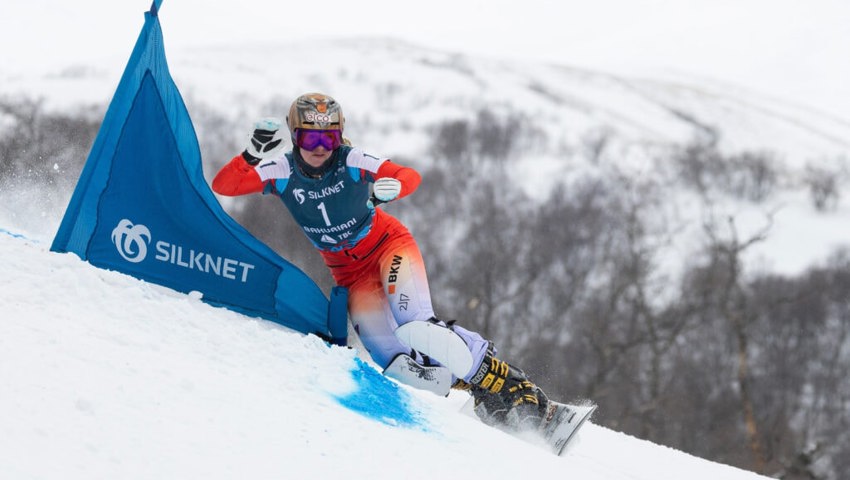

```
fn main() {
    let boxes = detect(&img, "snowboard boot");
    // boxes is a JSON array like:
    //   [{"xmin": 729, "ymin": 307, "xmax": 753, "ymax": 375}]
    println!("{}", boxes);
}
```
[{"xmin": 456, "ymin": 347, "xmax": 549, "ymax": 431}]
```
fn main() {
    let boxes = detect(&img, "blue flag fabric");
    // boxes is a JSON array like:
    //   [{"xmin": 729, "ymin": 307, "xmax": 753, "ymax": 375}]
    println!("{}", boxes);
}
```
[{"xmin": 51, "ymin": 6, "xmax": 343, "ymax": 342}]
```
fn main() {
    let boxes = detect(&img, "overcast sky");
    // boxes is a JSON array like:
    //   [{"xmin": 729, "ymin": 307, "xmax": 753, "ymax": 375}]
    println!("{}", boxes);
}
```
[{"xmin": 5, "ymin": 0, "xmax": 850, "ymax": 118}]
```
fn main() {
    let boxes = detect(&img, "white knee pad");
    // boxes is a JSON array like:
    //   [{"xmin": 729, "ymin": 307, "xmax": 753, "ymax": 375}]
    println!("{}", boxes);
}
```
[
  {"xmin": 394, "ymin": 320, "xmax": 474, "ymax": 380},
  {"xmin": 383, "ymin": 353, "xmax": 453, "ymax": 396}
]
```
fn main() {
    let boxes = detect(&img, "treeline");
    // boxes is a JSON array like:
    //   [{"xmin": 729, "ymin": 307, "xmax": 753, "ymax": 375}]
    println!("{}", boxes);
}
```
[{"xmin": 3, "ymin": 96, "xmax": 848, "ymax": 480}]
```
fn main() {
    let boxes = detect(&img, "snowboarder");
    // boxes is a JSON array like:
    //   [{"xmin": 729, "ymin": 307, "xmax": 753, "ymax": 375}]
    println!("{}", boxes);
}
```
[{"xmin": 212, "ymin": 92, "xmax": 551, "ymax": 433}]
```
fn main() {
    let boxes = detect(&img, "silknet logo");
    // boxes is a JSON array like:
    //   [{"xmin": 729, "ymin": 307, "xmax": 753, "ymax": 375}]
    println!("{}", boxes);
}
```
[
  {"xmin": 293, "ymin": 188, "xmax": 306, "ymax": 204},
  {"xmin": 111, "ymin": 219, "xmax": 151, "ymax": 263},
  {"xmin": 108, "ymin": 219, "xmax": 256, "ymax": 283}
]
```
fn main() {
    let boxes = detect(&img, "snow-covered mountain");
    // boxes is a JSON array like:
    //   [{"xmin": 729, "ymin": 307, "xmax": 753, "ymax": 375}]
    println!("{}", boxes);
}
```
[
  {"xmin": 9, "ymin": 37, "xmax": 850, "ymax": 161},
  {"xmin": 159, "ymin": 40, "xmax": 850, "ymax": 277},
  {"xmin": 4, "ymin": 38, "xmax": 849, "ymax": 275},
  {"xmin": 0, "ymin": 229, "xmax": 769, "ymax": 479}
]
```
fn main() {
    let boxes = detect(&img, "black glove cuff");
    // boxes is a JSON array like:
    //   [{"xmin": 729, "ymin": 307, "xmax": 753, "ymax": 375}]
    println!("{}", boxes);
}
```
[{"xmin": 242, "ymin": 150, "xmax": 261, "ymax": 166}]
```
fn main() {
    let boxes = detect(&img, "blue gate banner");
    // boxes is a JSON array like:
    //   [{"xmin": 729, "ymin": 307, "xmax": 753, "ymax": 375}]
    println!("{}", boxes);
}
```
[{"xmin": 51, "ymin": 3, "xmax": 341, "ymax": 341}]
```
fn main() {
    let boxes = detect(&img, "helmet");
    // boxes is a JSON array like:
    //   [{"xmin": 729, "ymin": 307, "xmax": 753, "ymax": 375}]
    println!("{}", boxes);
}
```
[{"xmin": 286, "ymin": 93, "xmax": 344, "ymax": 140}]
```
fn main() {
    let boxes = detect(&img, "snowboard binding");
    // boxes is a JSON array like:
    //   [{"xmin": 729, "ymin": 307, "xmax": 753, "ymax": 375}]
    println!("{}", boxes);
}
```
[{"xmin": 459, "ymin": 346, "xmax": 550, "ymax": 431}]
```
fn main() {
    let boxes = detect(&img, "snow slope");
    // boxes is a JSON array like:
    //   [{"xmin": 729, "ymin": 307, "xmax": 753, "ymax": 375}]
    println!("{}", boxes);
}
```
[{"xmin": 1, "ymin": 228, "xmax": 768, "ymax": 480}]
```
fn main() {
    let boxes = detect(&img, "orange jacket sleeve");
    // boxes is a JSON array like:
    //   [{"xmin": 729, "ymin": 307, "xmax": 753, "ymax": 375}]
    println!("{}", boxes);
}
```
[
  {"xmin": 374, "ymin": 160, "xmax": 421, "ymax": 199},
  {"xmin": 211, "ymin": 154, "xmax": 266, "ymax": 196}
]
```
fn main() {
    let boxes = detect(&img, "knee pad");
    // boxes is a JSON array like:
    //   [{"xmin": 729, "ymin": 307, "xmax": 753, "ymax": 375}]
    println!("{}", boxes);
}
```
[
  {"xmin": 394, "ymin": 319, "xmax": 474, "ymax": 380},
  {"xmin": 383, "ymin": 353, "xmax": 453, "ymax": 396}
]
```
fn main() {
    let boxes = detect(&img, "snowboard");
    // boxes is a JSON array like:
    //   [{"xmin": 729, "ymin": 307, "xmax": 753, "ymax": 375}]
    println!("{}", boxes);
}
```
[
  {"xmin": 462, "ymin": 397, "xmax": 596, "ymax": 456},
  {"xmin": 540, "ymin": 401, "xmax": 597, "ymax": 456}
]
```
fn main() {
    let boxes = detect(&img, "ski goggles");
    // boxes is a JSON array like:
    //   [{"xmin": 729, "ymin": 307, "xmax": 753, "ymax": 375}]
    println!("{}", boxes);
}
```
[{"xmin": 294, "ymin": 129, "xmax": 342, "ymax": 151}]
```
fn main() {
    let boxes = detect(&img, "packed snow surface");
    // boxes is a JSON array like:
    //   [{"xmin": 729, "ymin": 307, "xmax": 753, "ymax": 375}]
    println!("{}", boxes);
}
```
[{"xmin": 0, "ymin": 229, "xmax": 767, "ymax": 479}]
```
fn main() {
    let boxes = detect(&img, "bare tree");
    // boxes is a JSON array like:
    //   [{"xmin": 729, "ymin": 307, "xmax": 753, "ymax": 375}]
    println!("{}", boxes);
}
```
[{"xmin": 699, "ymin": 213, "xmax": 774, "ymax": 473}]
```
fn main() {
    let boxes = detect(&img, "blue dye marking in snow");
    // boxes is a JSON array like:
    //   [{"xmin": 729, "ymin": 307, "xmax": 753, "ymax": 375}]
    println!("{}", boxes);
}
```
[{"xmin": 334, "ymin": 357, "xmax": 424, "ymax": 429}]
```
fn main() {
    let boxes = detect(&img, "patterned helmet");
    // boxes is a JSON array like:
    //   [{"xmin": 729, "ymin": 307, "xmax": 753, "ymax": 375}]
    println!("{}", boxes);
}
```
[{"xmin": 286, "ymin": 93, "xmax": 344, "ymax": 139}]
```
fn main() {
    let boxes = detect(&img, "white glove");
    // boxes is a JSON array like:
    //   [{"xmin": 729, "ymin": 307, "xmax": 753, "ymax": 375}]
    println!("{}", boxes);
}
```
[
  {"xmin": 373, "ymin": 177, "xmax": 402, "ymax": 202},
  {"xmin": 245, "ymin": 117, "xmax": 285, "ymax": 162}
]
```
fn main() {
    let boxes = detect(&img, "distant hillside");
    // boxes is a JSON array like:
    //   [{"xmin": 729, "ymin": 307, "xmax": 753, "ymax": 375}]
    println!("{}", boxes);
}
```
[
  {"xmin": 9, "ymin": 38, "xmax": 849, "ymax": 160},
  {"xmin": 5, "ymin": 38, "xmax": 847, "ymax": 274}
]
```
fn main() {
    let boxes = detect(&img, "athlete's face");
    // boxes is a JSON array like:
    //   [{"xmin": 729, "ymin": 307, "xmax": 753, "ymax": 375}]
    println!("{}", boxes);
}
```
[{"xmin": 299, "ymin": 146, "xmax": 333, "ymax": 167}]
